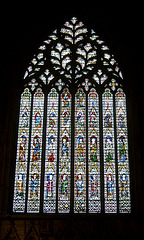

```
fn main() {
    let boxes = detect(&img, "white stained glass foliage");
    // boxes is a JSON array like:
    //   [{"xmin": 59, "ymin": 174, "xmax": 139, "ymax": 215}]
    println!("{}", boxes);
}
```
[
  {"xmin": 13, "ymin": 88, "xmax": 31, "ymax": 212},
  {"xmin": 74, "ymin": 88, "xmax": 86, "ymax": 213},
  {"xmin": 115, "ymin": 88, "xmax": 131, "ymax": 213},
  {"xmin": 44, "ymin": 89, "xmax": 58, "ymax": 213},
  {"xmin": 58, "ymin": 89, "xmax": 71, "ymax": 213},
  {"xmin": 27, "ymin": 88, "xmax": 44, "ymax": 213},
  {"xmin": 88, "ymin": 89, "xmax": 101, "ymax": 213},
  {"xmin": 102, "ymin": 88, "xmax": 117, "ymax": 213}
]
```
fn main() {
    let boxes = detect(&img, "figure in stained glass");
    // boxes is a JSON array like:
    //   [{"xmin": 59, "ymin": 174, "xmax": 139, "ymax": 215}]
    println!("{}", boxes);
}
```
[
  {"xmin": 104, "ymin": 114, "xmax": 112, "ymax": 128},
  {"xmin": 90, "ymin": 136, "xmax": 98, "ymax": 162},
  {"xmin": 16, "ymin": 173, "xmax": 24, "ymax": 198},
  {"xmin": 76, "ymin": 174, "xmax": 84, "ymax": 197},
  {"xmin": 107, "ymin": 174, "xmax": 114, "ymax": 199},
  {"xmin": 104, "ymin": 89, "xmax": 111, "ymax": 99},
  {"xmin": 119, "ymin": 136, "xmax": 126, "ymax": 162},
  {"xmin": 76, "ymin": 110, "xmax": 85, "ymax": 127},
  {"xmin": 60, "ymin": 174, "xmax": 68, "ymax": 198},
  {"xmin": 48, "ymin": 135, "xmax": 55, "ymax": 149},
  {"xmin": 19, "ymin": 135, "xmax": 27, "ymax": 162},
  {"xmin": 62, "ymin": 89, "xmax": 70, "ymax": 107},
  {"xmin": 35, "ymin": 111, "xmax": 42, "ymax": 128},
  {"xmin": 77, "ymin": 135, "xmax": 84, "ymax": 161},
  {"xmin": 48, "ymin": 135, "xmax": 55, "ymax": 162},
  {"xmin": 90, "ymin": 109, "xmax": 98, "ymax": 128},
  {"xmin": 76, "ymin": 89, "xmax": 84, "ymax": 107},
  {"xmin": 116, "ymin": 88, "xmax": 124, "ymax": 99},
  {"xmin": 32, "ymin": 135, "xmax": 40, "ymax": 161},
  {"xmin": 30, "ymin": 173, "xmax": 39, "ymax": 199},
  {"xmin": 49, "ymin": 111, "xmax": 55, "ymax": 128},
  {"xmin": 35, "ymin": 89, "xmax": 43, "ymax": 99},
  {"xmin": 62, "ymin": 109, "xmax": 70, "ymax": 125},
  {"xmin": 21, "ymin": 111, "xmax": 29, "ymax": 127},
  {"xmin": 105, "ymin": 136, "xmax": 113, "ymax": 162},
  {"xmin": 118, "ymin": 114, "xmax": 125, "ymax": 128},
  {"xmin": 90, "ymin": 175, "xmax": 98, "ymax": 198},
  {"xmin": 48, "ymin": 152, "xmax": 54, "ymax": 162},
  {"xmin": 46, "ymin": 174, "xmax": 53, "ymax": 198},
  {"xmin": 61, "ymin": 136, "xmax": 69, "ymax": 157},
  {"xmin": 120, "ymin": 174, "xmax": 128, "ymax": 198}
]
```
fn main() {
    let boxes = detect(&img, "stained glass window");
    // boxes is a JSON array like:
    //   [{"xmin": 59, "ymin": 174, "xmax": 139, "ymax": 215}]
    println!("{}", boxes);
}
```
[{"xmin": 13, "ymin": 17, "xmax": 131, "ymax": 214}]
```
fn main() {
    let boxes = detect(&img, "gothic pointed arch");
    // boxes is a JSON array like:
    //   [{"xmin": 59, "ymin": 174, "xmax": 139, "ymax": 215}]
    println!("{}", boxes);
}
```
[{"xmin": 13, "ymin": 17, "xmax": 131, "ymax": 214}]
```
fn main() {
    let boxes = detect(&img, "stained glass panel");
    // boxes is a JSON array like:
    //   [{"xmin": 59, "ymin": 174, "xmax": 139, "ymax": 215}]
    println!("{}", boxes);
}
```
[
  {"xmin": 115, "ymin": 88, "xmax": 131, "ymax": 213},
  {"xmin": 102, "ymin": 88, "xmax": 117, "ymax": 213},
  {"xmin": 88, "ymin": 89, "xmax": 101, "ymax": 213},
  {"xmin": 74, "ymin": 88, "xmax": 86, "ymax": 213},
  {"xmin": 27, "ymin": 88, "xmax": 44, "ymax": 213},
  {"xmin": 43, "ymin": 89, "xmax": 58, "ymax": 213},
  {"xmin": 58, "ymin": 88, "xmax": 71, "ymax": 213},
  {"xmin": 13, "ymin": 88, "xmax": 31, "ymax": 212}
]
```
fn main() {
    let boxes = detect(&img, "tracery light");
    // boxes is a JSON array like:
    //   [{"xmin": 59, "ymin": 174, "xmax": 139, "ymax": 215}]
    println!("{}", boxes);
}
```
[{"xmin": 13, "ymin": 17, "xmax": 131, "ymax": 214}]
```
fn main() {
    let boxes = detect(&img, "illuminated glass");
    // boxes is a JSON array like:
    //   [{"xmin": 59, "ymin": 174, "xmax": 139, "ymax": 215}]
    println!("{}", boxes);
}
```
[
  {"xmin": 74, "ymin": 88, "xmax": 86, "ymax": 213},
  {"xmin": 115, "ymin": 88, "xmax": 131, "ymax": 213},
  {"xmin": 43, "ymin": 89, "xmax": 58, "ymax": 213},
  {"xmin": 58, "ymin": 88, "xmax": 71, "ymax": 213},
  {"xmin": 13, "ymin": 88, "xmax": 31, "ymax": 212},
  {"xmin": 88, "ymin": 89, "xmax": 101, "ymax": 213},
  {"xmin": 102, "ymin": 88, "xmax": 117, "ymax": 213},
  {"xmin": 13, "ymin": 17, "xmax": 131, "ymax": 214},
  {"xmin": 27, "ymin": 88, "xmax": 44, "ymax": 213}
]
